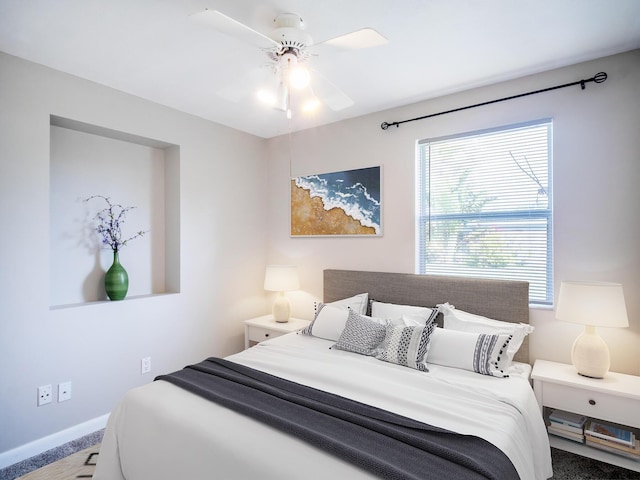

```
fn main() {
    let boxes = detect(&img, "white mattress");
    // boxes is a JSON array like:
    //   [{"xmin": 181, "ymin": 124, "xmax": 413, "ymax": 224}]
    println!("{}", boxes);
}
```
[{"xmin": 95, "ymin": 333, "xmax": 552, "ymax": 480}]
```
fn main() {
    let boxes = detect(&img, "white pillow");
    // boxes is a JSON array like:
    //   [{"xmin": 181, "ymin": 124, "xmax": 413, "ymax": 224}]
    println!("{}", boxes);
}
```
[
  {"xmin": 371, "ymin": 301, "xmax": 434, "ymax": 324},
  {"xmin": 438, "ymin": 303, "xmax": 533, "ymax": 364},
  {"xmin": 427, "ymin": 327, "xmax": 512, "ymax": 378},
  {"xmin": 301, "ymin": 304, "xmax": 349, "ymax": 341},
  {"xmin": 328, "ymin": 293, "xmax": 369, "ymax": 314},
  {"xmin": 301, "ymin": 293, "xmax": 370, "ymax": 341}
]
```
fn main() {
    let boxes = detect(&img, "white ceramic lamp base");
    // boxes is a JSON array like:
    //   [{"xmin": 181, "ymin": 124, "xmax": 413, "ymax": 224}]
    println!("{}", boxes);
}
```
[
  {"xmin": 272, "ymin": 292, "xmax": 291, "ymax": 323},
  {"xmin": 571, "ymin": 325, "xmax": 610, "ymax": 378}
]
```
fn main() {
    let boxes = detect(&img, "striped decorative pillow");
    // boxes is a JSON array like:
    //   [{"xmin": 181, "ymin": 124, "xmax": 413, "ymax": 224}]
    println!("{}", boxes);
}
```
[
  {"xmin": 375, "ymin": 310, "xmax": 437, "ymax": 371},
  {"xmin": 438, "ymin": 302, "xmax": 532, "ymax": 365},
  {"xmin": 473, "ymin": 333, "xmax": 512, "ymax": 377},
  {"xmin": 427, "ymin": 327, "xmax": 512, "ymax": 377}
]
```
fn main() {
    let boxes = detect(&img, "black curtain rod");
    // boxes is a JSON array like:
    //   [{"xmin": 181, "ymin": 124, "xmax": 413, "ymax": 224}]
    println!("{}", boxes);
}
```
[{"xmin": 380, "ymin": 72, "xmax": 607, "ymax": 130}]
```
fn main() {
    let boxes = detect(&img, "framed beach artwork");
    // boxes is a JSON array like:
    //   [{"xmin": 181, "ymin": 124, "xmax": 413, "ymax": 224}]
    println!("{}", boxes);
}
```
[{"xmin": 291, "ymin": 166, "xmax": 382, "ymax": 236}]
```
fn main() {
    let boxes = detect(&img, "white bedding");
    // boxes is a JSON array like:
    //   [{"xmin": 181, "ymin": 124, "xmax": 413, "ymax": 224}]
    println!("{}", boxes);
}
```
[{"xmin": 95, "ymin": 333, "xmax": 552, "ymax": 480}]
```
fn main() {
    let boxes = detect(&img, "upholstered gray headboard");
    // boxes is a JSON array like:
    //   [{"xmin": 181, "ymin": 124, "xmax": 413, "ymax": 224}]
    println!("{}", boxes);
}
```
[{"xmin": 323, "ymin": 269, "xmax": 530, "ymax": 364}]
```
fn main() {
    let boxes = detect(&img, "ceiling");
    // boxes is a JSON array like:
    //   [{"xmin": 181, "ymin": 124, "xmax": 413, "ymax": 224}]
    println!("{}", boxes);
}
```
[{"xmin": 1, "ymin": 0, "xmax": 639, "ymax": 139}]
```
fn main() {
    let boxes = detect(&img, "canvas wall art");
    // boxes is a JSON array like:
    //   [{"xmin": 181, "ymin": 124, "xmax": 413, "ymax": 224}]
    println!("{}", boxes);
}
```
[{"xmin": 291, "ymin": 166, "xmax": 382, "ymax": 236}]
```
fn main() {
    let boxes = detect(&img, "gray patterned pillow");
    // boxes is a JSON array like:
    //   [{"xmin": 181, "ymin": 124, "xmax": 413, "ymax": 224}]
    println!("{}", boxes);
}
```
[
  {"xmin": 376, "ymin": 310, "xmax": 438, "ymax": 371},
  {"xmin": 332, "ymin": 310, "xmax": 387, "ymax": 356}
]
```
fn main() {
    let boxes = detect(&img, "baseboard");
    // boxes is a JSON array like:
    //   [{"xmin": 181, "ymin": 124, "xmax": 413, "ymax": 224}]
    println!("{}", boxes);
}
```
[{"xmin": 0, "ymin": 413, "xmax": 109, "ymax": 469}]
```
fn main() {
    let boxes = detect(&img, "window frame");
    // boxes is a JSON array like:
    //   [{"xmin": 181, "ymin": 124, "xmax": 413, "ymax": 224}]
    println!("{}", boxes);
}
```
[{"xmin": 415, "ymin": 119, "xmax": 553, "ymax": 306}]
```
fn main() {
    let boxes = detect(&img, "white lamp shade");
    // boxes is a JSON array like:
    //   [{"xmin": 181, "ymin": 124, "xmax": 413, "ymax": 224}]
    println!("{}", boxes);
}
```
[
  {"xmin": 556, "ymin": 281, "xmax": 628, "ymax": 378},
  {"xmin": 556, "ymin": 281, "xmax": 629, "ymax": 328},
  {"xmin": 264, "ymin": 265, "xmax": 300, "ymax": 292}
]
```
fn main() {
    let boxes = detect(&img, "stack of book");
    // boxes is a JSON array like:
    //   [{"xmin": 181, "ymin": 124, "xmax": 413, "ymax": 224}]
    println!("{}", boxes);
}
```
[
  {"xmin": 548, "ymin": 410, "xmax": 586, "ymax": 443},
  {"xmin": 585, "ymin": 420, "xmax": 640, "ymax": 460}
]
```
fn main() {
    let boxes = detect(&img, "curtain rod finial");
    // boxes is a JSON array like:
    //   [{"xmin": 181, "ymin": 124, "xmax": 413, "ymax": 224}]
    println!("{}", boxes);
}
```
[
  {"xmin": 594, "ymin": 72, "xmax": 607, "ymax": 84},
  {"xmin": 381, "ymin": 121, "xmax": 399, "ymax": 130}
]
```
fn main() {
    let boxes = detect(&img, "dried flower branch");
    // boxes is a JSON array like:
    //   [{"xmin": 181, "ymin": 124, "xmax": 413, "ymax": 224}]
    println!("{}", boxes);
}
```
[{"xmin": 84, "ymin": 195, "xmax": 148, "ymax": 253}]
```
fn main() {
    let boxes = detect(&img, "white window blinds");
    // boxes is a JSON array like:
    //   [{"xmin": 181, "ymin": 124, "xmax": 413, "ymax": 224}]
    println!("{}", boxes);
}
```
[{"xmin": 416, "ymin": 119, "xmax": 553, "ymax": 305}]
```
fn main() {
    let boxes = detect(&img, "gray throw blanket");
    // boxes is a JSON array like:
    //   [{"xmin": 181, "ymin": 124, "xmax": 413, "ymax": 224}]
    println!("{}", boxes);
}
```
[{"xmin": 156, "ymin": 358, "xmax": 520, "ymax": 480}]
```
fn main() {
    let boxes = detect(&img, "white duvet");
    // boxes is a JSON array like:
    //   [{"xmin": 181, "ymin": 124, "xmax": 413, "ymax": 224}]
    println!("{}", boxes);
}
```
[{"xmin": 95, "ymin": 333, "xmax": 553, "ymax": 480}]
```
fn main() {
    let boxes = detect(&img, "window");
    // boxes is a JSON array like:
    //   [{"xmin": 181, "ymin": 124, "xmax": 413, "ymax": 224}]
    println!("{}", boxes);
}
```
[{"xmin": 416, "ymin": 119, "xmax": 553, "ymax": 305}]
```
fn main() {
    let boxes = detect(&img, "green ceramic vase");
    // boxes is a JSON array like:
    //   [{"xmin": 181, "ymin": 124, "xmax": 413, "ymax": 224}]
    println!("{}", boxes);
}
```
[{"xmin": 105, "ymin": 251, "xmax": 129, "ymax": 301}]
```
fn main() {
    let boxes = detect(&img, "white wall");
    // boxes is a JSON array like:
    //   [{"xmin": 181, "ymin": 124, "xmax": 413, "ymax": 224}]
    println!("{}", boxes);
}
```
[
  {"xmin": 0, "ymin": 52, "xmax": 270, "ymax": 459},
  {"xmin": 267, "ymin": 49, "xmax": 640, "ymax": 376}
]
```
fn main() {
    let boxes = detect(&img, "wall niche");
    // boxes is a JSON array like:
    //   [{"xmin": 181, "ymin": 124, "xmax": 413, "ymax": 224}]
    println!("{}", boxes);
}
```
[{"xmin": 49, "ymin": 115, "xmax": 180, "ymax": 308}]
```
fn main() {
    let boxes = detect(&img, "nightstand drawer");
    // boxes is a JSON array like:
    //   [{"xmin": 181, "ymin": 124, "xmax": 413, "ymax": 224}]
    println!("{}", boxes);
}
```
[
  {"xmin": 243, "ymin": 316, "xmax": 310, "ymax": 349},
  {"xmin": 543, "ymin": 382, "xmax": 640, "ymax": 428},
  {"xmin": 248, "ymin": 326, "xmax": 284, "ymax": 343}
]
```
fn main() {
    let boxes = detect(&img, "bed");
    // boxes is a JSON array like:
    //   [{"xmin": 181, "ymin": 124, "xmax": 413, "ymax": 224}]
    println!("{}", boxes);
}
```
[{"xmin": 94, "ymin": 269, "xmax": 553, "ymax": 480}]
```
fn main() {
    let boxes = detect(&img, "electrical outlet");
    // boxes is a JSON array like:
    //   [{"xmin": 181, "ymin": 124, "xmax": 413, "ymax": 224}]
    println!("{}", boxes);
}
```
[
  {"xmin": 141, "ymin": 357, "xmax": 151, "ymax": 374},
  {"xmin": 38, "ymin": 385, "xmax": 52, "ymax": 406},
  {"xmin": 58, "ymin": 381, "xmax": 72, "ymax": 402}
]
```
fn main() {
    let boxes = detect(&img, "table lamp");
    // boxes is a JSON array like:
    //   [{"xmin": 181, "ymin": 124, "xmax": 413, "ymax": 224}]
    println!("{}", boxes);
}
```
[
  {"xmin": 555, "ymin": 281, "xmax": 629, "ymax": 378},
  {"xmin": 264, "ymin": 265, "xmax": 300, "ymax": 322}
]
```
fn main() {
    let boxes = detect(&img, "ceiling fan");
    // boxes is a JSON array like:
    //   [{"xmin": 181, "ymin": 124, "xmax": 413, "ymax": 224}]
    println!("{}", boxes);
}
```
[{"xmin": 193, "ymin": 9, "xmax": 388, "ymax": 118}]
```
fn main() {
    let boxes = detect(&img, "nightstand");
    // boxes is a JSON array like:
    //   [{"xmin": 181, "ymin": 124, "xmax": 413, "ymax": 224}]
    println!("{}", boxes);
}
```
[
  {"xmin": 531, "ymin": 359, "xmax": 640, "ymax": 472},
  {"xmin": 243, "ymin": 315, "xmax": 310, "ymax": 349}
]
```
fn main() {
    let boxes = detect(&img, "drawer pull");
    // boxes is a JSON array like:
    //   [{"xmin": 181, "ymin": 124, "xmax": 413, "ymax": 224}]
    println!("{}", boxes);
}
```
[{"xmin": 589, "ymin": 399, "xmax": 596, "ymax": 406}]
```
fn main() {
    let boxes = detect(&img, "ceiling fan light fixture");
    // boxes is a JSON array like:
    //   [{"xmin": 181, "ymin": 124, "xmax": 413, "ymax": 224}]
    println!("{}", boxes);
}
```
[
  {"xmin": 280, "ymin": 52, "xmax": 310, "ymax": 90},
  {"xmin": 302, "ymin": 97, "xmax": 321, "ymax": 112},
  {"xmin": 288, "ymin": 65, "xmax": 310, "ymax": 90},
  {"xmin": 273, "ymin": 80, "xmax": 289, "ymax": 112}
]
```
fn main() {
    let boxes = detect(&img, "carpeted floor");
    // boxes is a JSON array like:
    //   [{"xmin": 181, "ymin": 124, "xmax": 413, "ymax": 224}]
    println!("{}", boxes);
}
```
[
  {"xmin": 551, "ymin": 448, "xmax": 640, "ymax": 479},
  {"xmin": 1, "ymin": 432, "xmax": 639, "ymax": 480}
]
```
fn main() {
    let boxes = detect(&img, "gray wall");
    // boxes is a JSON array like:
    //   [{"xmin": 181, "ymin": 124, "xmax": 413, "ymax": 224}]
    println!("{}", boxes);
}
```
[
  {"xmin": 2, "ymin": 47, "xmax": 639, "ymax": 464},
  {"xmin": 0, "ymin": 52, "xmax": 270, "ymax": 459}
]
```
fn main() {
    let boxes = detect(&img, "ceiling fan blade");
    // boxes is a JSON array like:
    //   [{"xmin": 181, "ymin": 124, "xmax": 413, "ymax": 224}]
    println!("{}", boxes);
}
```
[
  {"xmin": 313, "ymin": 28, "xmax": 388, "ymax": 52},
  {"xmin": 191, "ymin": 9, "xmax": 279, "ymax": 49},
  {"xmin": 310, "ymin": 70, "xmax": 354, "ymax": 111}
]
